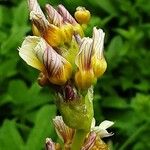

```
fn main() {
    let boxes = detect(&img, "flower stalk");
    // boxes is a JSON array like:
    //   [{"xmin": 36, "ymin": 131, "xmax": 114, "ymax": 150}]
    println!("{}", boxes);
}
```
[{"xmin": 71, "ymin": 130, "xmax": 88, "ymax": 150}]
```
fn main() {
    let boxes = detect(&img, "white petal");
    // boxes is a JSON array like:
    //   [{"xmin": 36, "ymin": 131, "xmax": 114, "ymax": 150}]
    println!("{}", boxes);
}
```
[
  {"xmin": 75, "ymin": 37, "xmax": 93, "ymax": 70},
  {"xmin": 19, "ymin": 36, "xmax": 45, "ymax": 71},
  {"xmin": 91, "ymin": 118, "xmax": 96, "ymax": 129},
  {"xmin": 92, "ymin": 27, "xmax": 105, "ymax": 59},
  {"xmin": 30, "ymin": 11, "xmax": 49, "ymax": 32},
  {"xmin": 96, "ymin": 129, "xmax": 114, "ymax": 138},
  {"xmin": 57, "ymin": 4, "xmax": 77, "ymax": 24},
  {"xmin": 99, "ymin": 120, "xmax": 114, "ymax": 130},
  {"xmin": 28, "ymin": 0, "xmax": 45, "ymax": 18},
  {"xmin": 45, "ymin": 138, "xmax": 55, "ymax": 150},
  {"xmin": 45, "ymin": 4, "xmax": 63, "ymax": 26}
]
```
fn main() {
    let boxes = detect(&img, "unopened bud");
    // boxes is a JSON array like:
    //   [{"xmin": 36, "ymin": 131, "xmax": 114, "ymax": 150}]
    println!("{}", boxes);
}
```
[{"xmin": 74, "ymin": 7, "xmax": 91, "ymax": 24}]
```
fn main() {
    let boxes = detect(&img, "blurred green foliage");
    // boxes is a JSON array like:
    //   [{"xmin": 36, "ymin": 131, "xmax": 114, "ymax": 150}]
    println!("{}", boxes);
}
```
[{"xmin": 0, "ymin": 0, "xmax": 150, "ymax": 149}]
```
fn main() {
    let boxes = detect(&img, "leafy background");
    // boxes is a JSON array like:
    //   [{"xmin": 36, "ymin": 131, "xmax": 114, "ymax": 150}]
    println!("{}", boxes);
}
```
[{"xmin": 0, "ymin": 0, "xmax": 150, "ymax": 149}]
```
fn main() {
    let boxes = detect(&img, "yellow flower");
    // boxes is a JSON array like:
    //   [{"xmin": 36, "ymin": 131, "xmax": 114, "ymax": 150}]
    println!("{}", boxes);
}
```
[{"xmin": 18, "ymin": 36, "xmax": 72, "ymax": 85}]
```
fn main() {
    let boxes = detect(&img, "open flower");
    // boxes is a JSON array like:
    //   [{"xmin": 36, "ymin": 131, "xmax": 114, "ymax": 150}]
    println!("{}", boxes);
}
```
[
  {"xmin": 19, "ymin": 36, "xmax": 72, "ymax": 85},
  {"xmin": 19, "ymin": 0, "xmax": 106, "ymax": 89}
]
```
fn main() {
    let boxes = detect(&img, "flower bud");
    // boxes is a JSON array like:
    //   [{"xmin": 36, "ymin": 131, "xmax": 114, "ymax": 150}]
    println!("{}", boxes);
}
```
[
  {"xmin": 92, "ymin": 27, "xmax": 107, "ymax": 77},
  {"xmin": 74, "ymin": 7, "xmax": 91, "ymax": 24}
]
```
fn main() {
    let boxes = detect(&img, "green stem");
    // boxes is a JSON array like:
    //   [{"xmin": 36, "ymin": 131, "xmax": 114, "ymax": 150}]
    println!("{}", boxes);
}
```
[
  {"xmin": 119, "ymin": 122, "xmax": 149, "ymax": 150},
  {"xmin": 71, "ymin": 129, "xmax": 87, "ymax": 150}
]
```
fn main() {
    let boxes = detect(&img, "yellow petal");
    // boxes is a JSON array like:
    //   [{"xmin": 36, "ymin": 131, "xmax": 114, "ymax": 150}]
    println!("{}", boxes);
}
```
[
  {"xmin": 44, "ymin": 24, "xmax": 62, "ymax": 47},
  {"xmin": 91, "ymin": 55, "xmax": 107, "ymax": 77},
  {"xmin": 32, "ymin": 23, "xmax": 41, "ymax": 36},
  {"xmin": 18, "ymin": 36, "xmax": 45, "ymax": 71},
  {"xmin": 60, "ymin": 23, "xmax": 73, "ymax": 44},
  {"xmin": 75, "ymin": 70, "xmax": 95, "ymax": 89}
]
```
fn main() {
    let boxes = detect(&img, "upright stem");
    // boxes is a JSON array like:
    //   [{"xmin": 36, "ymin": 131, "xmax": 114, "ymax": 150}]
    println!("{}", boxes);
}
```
[{"xmin": 71, "ymin": 129, "xmax": 87, "ymax": 150}]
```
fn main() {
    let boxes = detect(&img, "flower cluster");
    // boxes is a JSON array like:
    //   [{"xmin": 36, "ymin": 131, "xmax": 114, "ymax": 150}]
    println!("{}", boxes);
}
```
[
  {"xmin": 45, "ymin": 116, "xmax": 114, "ymax": 150},
  {"xmin": 18, "ymin": 0, "xmax": 113, "ymax": 149},
  {"xmin": 19, "ymin": 0, "xmax": 107, "ymax": 90}
]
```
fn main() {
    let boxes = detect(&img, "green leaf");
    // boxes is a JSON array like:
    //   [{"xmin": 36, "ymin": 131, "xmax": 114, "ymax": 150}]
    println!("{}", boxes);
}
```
[
  {"xmin": 8, "ymin": 80, "xmax": 28, "ymax": 105},
  {"xmin": 0, "ymin": 120, "xmax": 24, "ymax": 150},
  {"xmin": 25, "ymin": 105, "xmax": 56, "ymax": 150}
]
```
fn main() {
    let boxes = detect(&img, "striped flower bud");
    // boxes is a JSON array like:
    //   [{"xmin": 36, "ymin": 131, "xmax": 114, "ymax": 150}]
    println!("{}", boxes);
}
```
[
  {"xmin": 91, "ymin": 27, "xmax": 107, "ymax": 78},
  {"xmin": 75, "ymin": 38, "xmax": 95, "ymax": 89}
]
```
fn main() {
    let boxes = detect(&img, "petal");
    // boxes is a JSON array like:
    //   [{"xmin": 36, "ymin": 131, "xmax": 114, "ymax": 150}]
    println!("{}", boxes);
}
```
[
  {"xmin": 53, "ymin": 116, "xmax": 75, "ymax": 143},
  {"xmin": 45, "ymin": 4, "xmax": 63, "ymax": 26},
  {"xmin": 91, "ymin": 118, "xmax": 96, "ymax": 129},
  {"xmin": 82, "ymin": 132, "xmax": 96, "ymax": 150},
  {"xmin": 92, "ymin": 27, "xmax": 105, "ymax": 59},
  {"xmin": 45, "ymin": 138, "xmax": 56, "ymax": 150},
  {"xmin": 28, "ymin": 0, "xmax": 45, "ymax": 19},
  {"xmin": 30, "ymin": 11, "xmax": 49, "ymax": 32},
  {"xmin": 57, "ymin": 4, "xmax": 77, "ymax": 24},
  {"xmin": 99, "ymin": 120, "xmax": 114, "ymax": 130},
  {"xmin": 93, "ymin": 127, "xmax": 114, "ymax": 138},
  {"xmin": 75, "ymin": 37, "xmax": 93, "ymax": 70},
  {"xmin": 43, "ymin": 24, "xmax": 62, "ymax": 47},
  {"xmin": 18, "ymin": 36, "xmax": 45, "ymax": 71}
]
